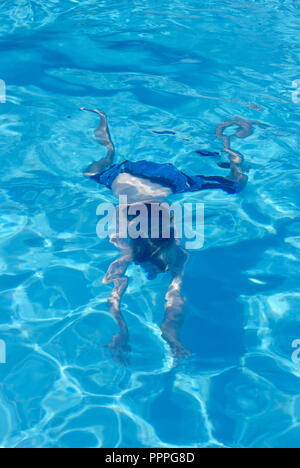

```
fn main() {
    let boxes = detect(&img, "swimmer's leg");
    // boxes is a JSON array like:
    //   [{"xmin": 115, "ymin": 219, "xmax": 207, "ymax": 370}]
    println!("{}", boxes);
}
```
[
  {"xmin": 197, "ymin": 174, "xmax": 245, "ymax": 194},
  {"xmin": 161, "ymin": 247, "xmax": 190, "ymax": 359},
  {"xmin": 80, "ymin": 108, "xmax": 115, "ymax": 177},
  {"xmin": 214, "ymin": 116, "xmax": 266, "ymax": 189},
  {"xmin": 216, "ymin": 116, "xmax": 267, "ymax": 148},
  {"xmin": 234, "ymin": 116, "xmax": 269, "ymax": 138},
  {"xmin": 103, "ymin": 237, "xmax": 133, "ymax": 363},
  {"xmin": 215, "ymin": 118, "xmax": 239, "ymax": 150},
  {"xmin": 223, "ymin": 147, "xmax": 248, "ymax": 187},
  {"xmin": 191, "ymin": 117, "xmax": 258, "ymax": 193},
  {"xmin": 216, "ymin": 116, "xmax": 254, "ymax": 140}
]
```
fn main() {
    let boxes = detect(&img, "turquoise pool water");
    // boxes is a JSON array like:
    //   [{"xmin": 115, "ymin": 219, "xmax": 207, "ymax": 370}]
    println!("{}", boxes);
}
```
[{"xmin": 0, "ymin": 0, "xmax": 300, "ymax": 448}]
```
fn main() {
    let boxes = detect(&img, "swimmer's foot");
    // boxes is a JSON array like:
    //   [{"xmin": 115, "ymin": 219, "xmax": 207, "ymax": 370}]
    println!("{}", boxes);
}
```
[
  {"xmin": 108, "ymin": 332, "xmax": 131, "ymax": 366},
  {"xmin": 80, "ymin": 107, "xmax": 106, "ymax": 118}
]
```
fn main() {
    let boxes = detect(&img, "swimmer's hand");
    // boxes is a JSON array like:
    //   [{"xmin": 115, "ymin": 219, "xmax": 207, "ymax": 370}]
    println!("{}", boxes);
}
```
[
  {"xmin": 161, "ymin": 324, "xmax": 190, "ymax": 360},
  {"xmin": 171, "ymin": 343, "xmax": 191, "ymax": 361},
  {"xmin": 108, "ymin": 332, "xmax": 131, "ymax": 366}
]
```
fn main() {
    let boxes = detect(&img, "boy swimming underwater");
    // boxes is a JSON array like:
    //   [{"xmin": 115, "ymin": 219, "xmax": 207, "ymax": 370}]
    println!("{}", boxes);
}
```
[{"xmin": 81, "ymin": 108, "xmax": 264, "ymax": 362}]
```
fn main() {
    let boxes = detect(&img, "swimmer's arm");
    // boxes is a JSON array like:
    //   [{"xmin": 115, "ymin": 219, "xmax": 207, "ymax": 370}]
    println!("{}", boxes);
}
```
[
  {"xmin": 80, "ymin": 108, "xmax": 115, "ymax": 177},
  {"xmin": 161, "ymin": 248, "xmax": 190, "ymax": 359},
  {"xmin": 103, "ymin": 245, "xmax": 132, "ymax": 362},
  {"xmin": 103, "ymin": 254, "xmax": 130, "ymax": 335}
]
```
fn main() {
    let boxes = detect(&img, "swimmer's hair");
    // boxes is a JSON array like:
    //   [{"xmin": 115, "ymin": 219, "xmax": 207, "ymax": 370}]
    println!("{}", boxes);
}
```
[{"xmin": 131, "ymin": 236, "xmax": 175, "ymax": 273}]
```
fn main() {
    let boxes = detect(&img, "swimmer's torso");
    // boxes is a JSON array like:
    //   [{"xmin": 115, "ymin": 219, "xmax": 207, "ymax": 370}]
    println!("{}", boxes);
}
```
[
  {"xmin": 90, "ymin": 158, "xmax": 243, "ymax": 199},
  {"xmin": 112, "ymin": 173, "xmax": 172, "ymax": 203}
]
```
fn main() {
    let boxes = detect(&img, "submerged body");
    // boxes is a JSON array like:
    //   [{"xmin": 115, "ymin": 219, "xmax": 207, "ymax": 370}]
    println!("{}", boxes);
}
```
[
  {"xmin": 81, "ymin": 107, "xmax": 263, "ymax": 361},
  {"xmin": 91, "ymin": 159, "xmax": 243, "ymax": 199},
  {"xmin": 112, "ymin": 172, "xmax": 172, "ymax": 202}
]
